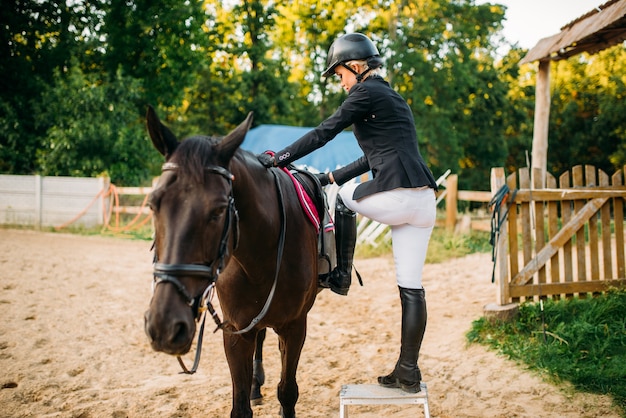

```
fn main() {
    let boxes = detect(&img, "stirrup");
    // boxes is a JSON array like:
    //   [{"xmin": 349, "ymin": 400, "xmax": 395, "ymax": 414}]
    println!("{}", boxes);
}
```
[
  {"xmin": 319, "ymin": 270, "xmax": 350, "ymax": 296},
  {"xmin": 318, "ymin": 273, "xmax": 331, "ymax": 289}
]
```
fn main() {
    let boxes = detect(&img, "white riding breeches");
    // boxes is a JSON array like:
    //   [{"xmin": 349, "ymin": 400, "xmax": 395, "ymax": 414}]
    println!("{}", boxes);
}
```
[{"xmin": 338, "ymin": 183, "xmax": 436, "ymax": 289}]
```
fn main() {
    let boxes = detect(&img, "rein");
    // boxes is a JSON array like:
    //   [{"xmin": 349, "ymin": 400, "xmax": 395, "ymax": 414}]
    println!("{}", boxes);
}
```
[
  {"xmin": 151, "ymin": 162, "xmax": 286, "ymax": 374},
  {"xmin": 225, "ymin": 169, "xmax": 286, "ymax": 335}
]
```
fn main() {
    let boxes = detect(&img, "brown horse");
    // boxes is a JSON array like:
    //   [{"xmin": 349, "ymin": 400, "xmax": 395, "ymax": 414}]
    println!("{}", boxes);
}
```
[{"xmin": 143, "ymin": 107, "xmax": 319, "ymax": 418}]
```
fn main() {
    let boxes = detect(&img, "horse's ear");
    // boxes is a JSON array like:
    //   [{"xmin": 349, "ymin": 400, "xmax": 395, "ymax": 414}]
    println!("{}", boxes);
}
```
[
  {"xmin": 146, "ymin": 105, "xmax": 179, "ymax": 158},
  {"xmin": 217, "ymin": 111, "xmax": 254, "ymax": 163}
]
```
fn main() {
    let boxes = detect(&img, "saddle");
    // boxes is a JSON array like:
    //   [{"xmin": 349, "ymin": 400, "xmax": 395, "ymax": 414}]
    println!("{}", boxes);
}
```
[{"xmin": 288, "ymin": 166, "xmax": 337, "ymax": 277}]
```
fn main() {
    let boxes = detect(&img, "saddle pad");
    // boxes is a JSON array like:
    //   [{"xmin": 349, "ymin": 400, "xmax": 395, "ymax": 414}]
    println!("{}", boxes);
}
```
[{"xmin": 281, "ymin": 167, "xmax": 321, "ymax": 232}]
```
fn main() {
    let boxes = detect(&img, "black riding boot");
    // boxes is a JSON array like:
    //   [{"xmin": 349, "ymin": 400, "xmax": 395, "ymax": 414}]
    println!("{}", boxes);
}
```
[
  {"xmin": 378, "ymin": 287, "xmax": 427, "ymax": 393},
  {"xmin": 323, "ymin": 196, "xmax": 357, "ymax": 296}
]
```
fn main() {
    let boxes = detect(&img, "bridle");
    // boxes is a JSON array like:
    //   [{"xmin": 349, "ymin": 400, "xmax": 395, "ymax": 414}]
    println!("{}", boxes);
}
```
[
  {"xmin": 151, "ymin": 161, "xmax": 286, "ymax": 374},
  {"xmin": 153, "ymin": 161, "xmax": 237, "ymax": 317},
  {"xmin": 153, "ymin": 162, "xmax": 238, "ymax": 293}
]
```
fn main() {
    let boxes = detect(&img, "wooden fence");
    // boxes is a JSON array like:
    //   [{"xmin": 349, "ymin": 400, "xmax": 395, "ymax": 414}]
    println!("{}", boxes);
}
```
[
  {"xmin": 491, "ymin": 165, "xmax": 626, "ymax": 305},
  {"xmin": 112, "ymin": 171, "xmax": 490, "ymax": 245},
  {"xmin": 0, "ymin": 170, "xmax": 482, "ymax": 233},
  {"xmin": 439, "ymin": 173, "xmax": 491, "ymax": 232}
]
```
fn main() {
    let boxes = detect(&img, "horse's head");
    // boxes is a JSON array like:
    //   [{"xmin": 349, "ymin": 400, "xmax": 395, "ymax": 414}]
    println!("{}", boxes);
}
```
[{"xmin": 143, "ymin": 106, "xmax": 253, "ymax": 355}]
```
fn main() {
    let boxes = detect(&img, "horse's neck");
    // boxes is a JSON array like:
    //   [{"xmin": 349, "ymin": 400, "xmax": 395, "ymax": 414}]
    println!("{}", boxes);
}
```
[
  {"xmin": 230, "ymin": 154, "xmax": 275, "ymax": 220},
  {"xmin": 229, "ymin": 155, "xmax": 282, "ymax": 270}
]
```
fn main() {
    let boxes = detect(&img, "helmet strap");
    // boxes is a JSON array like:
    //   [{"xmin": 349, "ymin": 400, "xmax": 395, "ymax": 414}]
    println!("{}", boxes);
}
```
[{"xmin": 340, "ymin": 62, "xmax": 371, "ymax": 83}]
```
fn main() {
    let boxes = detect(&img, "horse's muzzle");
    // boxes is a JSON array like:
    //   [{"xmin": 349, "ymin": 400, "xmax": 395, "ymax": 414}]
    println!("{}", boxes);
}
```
[{"xmin": 144, "ymin": 308, "xmax": 195, "ymax": 355}]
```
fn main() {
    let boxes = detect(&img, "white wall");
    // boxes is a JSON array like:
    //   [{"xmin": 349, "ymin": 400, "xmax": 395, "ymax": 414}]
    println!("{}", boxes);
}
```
[{"xmin": 0, "ymin": 175, "xmax": 109, "ymax": 228}]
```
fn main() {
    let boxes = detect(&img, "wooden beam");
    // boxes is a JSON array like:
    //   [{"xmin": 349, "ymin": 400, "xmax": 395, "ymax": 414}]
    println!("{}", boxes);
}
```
[
  {"xmin": 511, "ymin": 197, "xmax": 608, "ymax": 285},
  {"xmin": 445, "ymin": 174, "xmax": 458, "ymax": 232},
  {"xmin": 513, "ymin": 188, "xmax": 626, "ymax": 201},
  {"xmin": 457, "ymin": 190, "xmax": 492, "ymax": 202},
  {"xmin": 510, "ymin": 279, "xmax": 626, "ymax": 298},
  {"xmin": 115, "ymin": 186, "xmax": 155, "ymax": 195},
  {"xmin": 531, "ymin": 60, "xmax": 551, "ymax": 187},
  {"xmin": 112, "ymin": 207, "xmax": 152, "ymax": 215}
]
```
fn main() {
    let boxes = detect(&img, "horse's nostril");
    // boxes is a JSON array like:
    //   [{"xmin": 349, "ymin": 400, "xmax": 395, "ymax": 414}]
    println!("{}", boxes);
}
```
[
  {"xmin": 170, "ymin": 321, "xmax": 190, "ymax": 346},
  {"xmin": 144, "ymin": 310, "xmax": 193, "ymax": 354}
]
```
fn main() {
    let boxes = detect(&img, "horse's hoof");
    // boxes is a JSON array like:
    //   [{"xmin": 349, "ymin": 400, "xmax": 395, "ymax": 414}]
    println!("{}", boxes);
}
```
[
  {"xmin": 250, "ymin": 394, "xmax": 263, "ymax": 406},
  {"xmin": 251, "ymin": 379, "xmax": 263, "ymax": 406}
]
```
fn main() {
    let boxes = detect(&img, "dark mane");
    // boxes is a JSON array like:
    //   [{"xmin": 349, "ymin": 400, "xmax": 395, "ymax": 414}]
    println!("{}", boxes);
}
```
[{"xmin": 171, "ymin": 135, "xmax": 220, "ymax": 184}]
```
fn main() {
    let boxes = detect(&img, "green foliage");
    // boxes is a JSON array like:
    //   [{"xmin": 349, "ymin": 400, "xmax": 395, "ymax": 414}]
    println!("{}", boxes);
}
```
[
  {"xmin": 467, "ymin": 291, "xmax": 626, "ymax": 413},
  {"xmin": 547, "ymin": 49, "xmax": 626, "ymax": 176},
  {"xmin": 0, "ymin": 98, "xmax": 28, "ymax": 172},
  {"xmin": 373, "ymin": 0, "xmax": 510, "ymax": 191},
  {"xmin": 0, "ymin": 0, "xmax": 99, "ymax": 174},
  {"xmin": 183, "ymin": 0, "xmax": 302, "ymax": 135},
  {"xmin": 101, "ymin": 0, "xmax": 209, "ymax": 109},
  {"xmin": 35, "ymin": 62, "xmax": 160, "ymax": 184},
  {"xmin": 2, "ymin": 0, "xmax": 625, "ymax": 190},
  {"xmin": 498, "ymin": 47, "xmax": 536, "ymax": 173}
]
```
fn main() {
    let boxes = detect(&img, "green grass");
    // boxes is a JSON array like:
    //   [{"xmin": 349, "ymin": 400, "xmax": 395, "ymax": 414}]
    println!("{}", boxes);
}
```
[{"xmin": 467, "ymin": 290, "xmax": 626, "ymax": 415}]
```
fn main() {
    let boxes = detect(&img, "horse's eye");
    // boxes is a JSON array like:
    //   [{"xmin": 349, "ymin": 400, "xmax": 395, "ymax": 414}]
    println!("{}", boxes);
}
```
[
  {"xmin": 147, "ymin": 194, "xmax": 159, "ymax": 212},
  {"xmin": 208, "ymin": 206, "xmax": 226, "ymax": 222}
]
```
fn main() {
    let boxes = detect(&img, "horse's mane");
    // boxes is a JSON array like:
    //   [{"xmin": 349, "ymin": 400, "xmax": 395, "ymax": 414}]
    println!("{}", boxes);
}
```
[{"xmin": 172, "ymin": 135, "xmax": 220, "ymax": 184}]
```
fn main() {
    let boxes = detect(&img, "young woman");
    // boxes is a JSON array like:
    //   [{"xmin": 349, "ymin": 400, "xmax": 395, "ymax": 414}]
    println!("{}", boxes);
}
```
[{"xmin": 257, "ymin": 33, "xmax": 437, "ymax": 393}]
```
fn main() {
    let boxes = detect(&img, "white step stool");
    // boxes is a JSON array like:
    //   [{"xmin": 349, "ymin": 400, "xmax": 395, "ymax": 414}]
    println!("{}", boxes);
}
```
[{"xmin": 339, "ymin": 383, "xmax": 430, "ymax": 418}]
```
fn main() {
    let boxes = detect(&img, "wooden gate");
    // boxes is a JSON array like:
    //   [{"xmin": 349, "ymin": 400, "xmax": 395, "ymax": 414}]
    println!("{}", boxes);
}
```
[{"xmin": 490, "ymin": 165, "xmax": 626, "ymax": 305}]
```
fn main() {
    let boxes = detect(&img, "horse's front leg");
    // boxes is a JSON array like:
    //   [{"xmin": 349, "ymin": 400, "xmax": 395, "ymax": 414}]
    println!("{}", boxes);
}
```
[
  {"xmin": 223, "ymin": 331, "xmax": 257, "ymax": 418},
  {"xmin": 276, "ymin": 318, "xmax": 307, "ymax": 418},
  {"xmin": 251, "ymin": 328, "xmax": 267, "ymax": 405}
]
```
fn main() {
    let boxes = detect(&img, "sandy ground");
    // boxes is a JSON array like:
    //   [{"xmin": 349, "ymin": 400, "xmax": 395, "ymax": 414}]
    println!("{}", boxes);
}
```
[{"xmin": 0, "ymin": 228, "xmax": 622, "ymax": 418}]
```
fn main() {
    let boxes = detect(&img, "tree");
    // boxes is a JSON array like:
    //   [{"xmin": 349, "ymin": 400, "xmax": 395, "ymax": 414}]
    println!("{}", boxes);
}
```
[
  {"xmin": 183, "ymin": 0, "xmax": 312, "ymax": 136},
  {"xmin": 274, "ymin": 0, "xmax": 374, "ymax": 122},
  {"xmin": 35, "ymin": 62, "xmax": 159, "ymax": 185},
  {"xmin": 547, "ymin": 46, "xmax": 626, "ymax": 177},
  {"xmin": 101, "ymin": 0, "xmax": 209, "ymax": 109},
  {"xmin": 222, "ymin": 0, "xmax": 511, "ymax": 190},
  {"xmin": 5, "ymin": 0, "xmax": 621, "ymax": 192},
  {"xmin": 372, "ymin": 0, "xmax": 509, "ymax": 189},
  {"xmin": 498, "ymin": 47, "xmax": 536, "ymax": 174},
  {"xmin": 0, "ymin": 0, "xmax": 97, "ymax": 174}
]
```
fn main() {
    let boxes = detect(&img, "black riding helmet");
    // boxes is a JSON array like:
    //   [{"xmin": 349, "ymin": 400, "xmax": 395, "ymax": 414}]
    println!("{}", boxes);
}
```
[{"xmin": 322, "ymin": 33, "xmax": 384, "ymax": 81}]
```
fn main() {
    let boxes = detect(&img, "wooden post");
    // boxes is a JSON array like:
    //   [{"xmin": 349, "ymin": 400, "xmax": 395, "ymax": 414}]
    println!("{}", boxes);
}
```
[
  {"xmin": 490, "ymin": 167, "xmax": 510, "ymax": 305},
  {"xmin": 531, "ymin": 60, "xmax": 551, "ymax": 188},
  {"xmin": 445, "ymin": 174, "xmax": 458, "ymax": 232}
]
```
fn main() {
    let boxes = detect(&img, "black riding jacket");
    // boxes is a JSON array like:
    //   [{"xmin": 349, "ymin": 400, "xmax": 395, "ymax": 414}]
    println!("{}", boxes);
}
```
[{"xmin": 274, "ymin": 75, "xmax": 437, "ymax": 200}]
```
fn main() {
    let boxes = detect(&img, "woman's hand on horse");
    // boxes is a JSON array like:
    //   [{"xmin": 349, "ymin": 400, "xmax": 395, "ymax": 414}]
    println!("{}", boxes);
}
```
[
  {"xmin": 257, "ymin": 153, "xmax": 276, "ymax": 168},
  {"xmin": 315, "ymin": 173, "xmax": 331, "ymax": 187}
]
